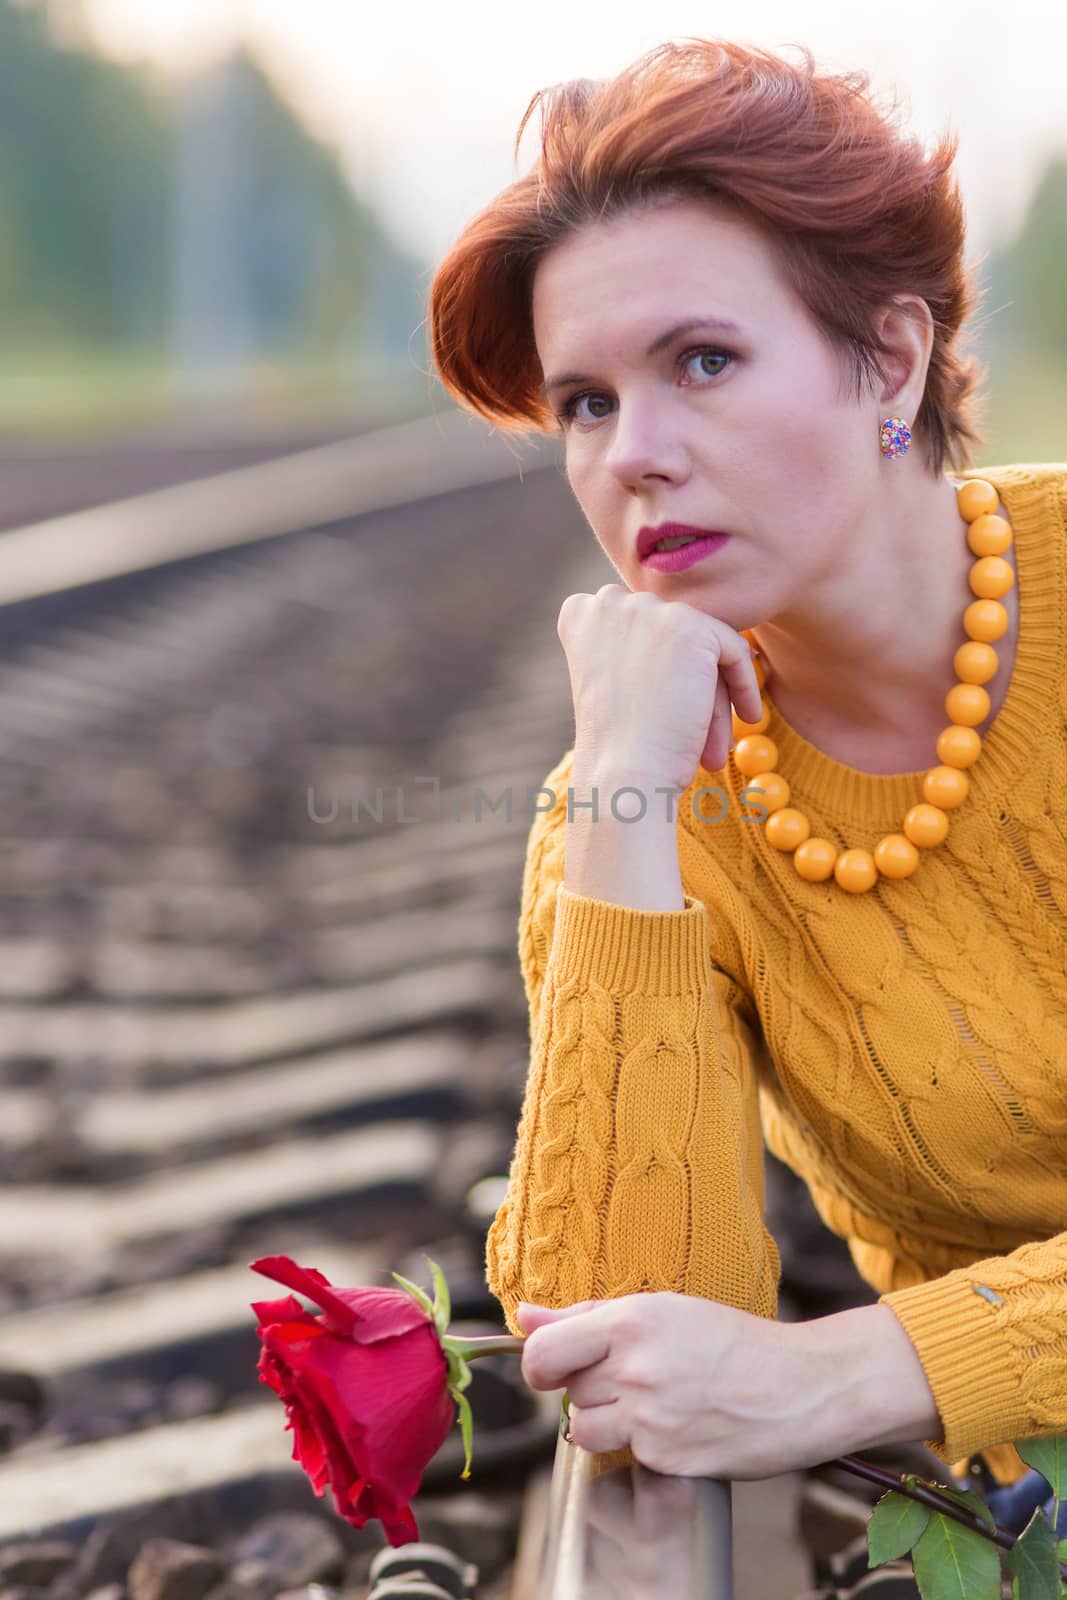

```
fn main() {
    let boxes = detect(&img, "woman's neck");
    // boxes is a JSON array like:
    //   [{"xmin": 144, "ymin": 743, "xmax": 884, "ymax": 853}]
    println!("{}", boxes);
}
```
[{"xmin": 748, "ymin": 468, "xmax": 997, "ymax": 749}]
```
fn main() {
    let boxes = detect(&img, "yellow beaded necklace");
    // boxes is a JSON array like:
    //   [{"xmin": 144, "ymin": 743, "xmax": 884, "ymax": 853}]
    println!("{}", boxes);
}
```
[{"xmin": 730, "ymin": 477, "xmax": 1014, "ymax": 893}]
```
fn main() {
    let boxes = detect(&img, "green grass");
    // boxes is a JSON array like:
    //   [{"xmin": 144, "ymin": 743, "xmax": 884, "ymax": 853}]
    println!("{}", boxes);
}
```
[{"xmin": 0, "ymin": 344, "xmax": 434, "ymax": 440}]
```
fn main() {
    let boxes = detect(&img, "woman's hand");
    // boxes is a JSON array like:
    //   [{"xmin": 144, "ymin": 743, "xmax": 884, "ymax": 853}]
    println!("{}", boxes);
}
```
[
  {"xmin": 556, "ymin": 584, "xmax": 763, "ymax": 788},
  {"xmin": 516, "ymin": 1291, "xmax": 838, "ymax": 1480}
]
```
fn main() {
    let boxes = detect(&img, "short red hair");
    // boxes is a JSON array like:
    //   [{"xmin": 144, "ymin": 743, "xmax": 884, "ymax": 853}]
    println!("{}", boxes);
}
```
[{"xmin": 427, "ymin": 37, "xmax": 987, "ymax": 475}]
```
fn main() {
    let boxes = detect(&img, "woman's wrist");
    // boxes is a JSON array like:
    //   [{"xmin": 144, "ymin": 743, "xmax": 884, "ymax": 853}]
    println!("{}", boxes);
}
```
[
  {"xmin": 562, "ymin": 812, "xmax": 686, "ymax": 909},
  {"xmin": 563, "ymin": 766, "xmax": 687, "ymax": 910},
  {"xmin": 793, "ymin": 1303, "xmax": 942, "ymax": 1459}
]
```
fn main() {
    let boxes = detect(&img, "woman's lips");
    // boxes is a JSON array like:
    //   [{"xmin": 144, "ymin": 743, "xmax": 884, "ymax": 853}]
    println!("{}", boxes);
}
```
[
  {"xmin": 636, "ymin": 522, "xmax": 729, "ymax": 560},
  {"xmin": 640, "ymin": 532, "xmax": 731, "ymax": 572}
]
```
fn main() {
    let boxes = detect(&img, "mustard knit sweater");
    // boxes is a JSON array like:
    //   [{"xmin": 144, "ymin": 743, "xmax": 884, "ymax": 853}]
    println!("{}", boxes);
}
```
[{"xmin": 486, "ymin": 462, "xmax": 1067, "ymax": 1490}]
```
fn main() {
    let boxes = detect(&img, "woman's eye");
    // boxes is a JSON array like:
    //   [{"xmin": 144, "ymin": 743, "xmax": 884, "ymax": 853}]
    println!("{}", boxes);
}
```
[
  {"xmin": 686, "ymin": 349, "xmax": 731, "ymax": 380},
  {"xmin": 557, "ymin": 347, "xmax": 732, "ymax": 428}
]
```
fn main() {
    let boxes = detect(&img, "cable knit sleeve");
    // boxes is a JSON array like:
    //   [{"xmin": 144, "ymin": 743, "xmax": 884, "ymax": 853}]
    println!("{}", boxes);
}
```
[
  {"xmin": 485, "ymin": 763, "xmax": 782, "ymax": 1338},
  {"xmin": 877, "ymin": 1236, "xmax": 1067, "ymax": 1475}
]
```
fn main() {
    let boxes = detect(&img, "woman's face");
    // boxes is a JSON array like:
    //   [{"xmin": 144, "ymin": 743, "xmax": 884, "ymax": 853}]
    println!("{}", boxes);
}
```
[{"xmin": 531, "ymin": 197, "xmax": 887, "ymax": 632}]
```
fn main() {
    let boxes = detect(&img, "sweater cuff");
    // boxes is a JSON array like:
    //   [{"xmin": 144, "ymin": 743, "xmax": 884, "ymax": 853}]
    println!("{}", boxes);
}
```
[
  {"xmin": 551, "ymin": 885, "xmax": 711, "ymax": 995},
  {"xmin": 878, "ymin": 1270, "xmax": 1026, "ymax": 1466}
]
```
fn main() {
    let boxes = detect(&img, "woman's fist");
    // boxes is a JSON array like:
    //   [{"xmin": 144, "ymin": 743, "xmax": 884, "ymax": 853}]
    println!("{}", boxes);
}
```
[{"xmin": 556, "ymin": 584, "xmax": 763, "ymax": 790}]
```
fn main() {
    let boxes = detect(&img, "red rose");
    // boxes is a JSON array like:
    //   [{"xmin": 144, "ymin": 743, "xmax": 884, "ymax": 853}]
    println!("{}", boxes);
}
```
[{"xmin": 250, "ymin": 1253, "xmax": 457, "ymax": 1546}]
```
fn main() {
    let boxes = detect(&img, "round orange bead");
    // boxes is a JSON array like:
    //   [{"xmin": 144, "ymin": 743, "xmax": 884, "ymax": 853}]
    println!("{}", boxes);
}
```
[
  {"xmin": 733, "ymin": 734, "xmax": 778, "ymax": 776},
  {"xmin": 922, "ymin": 765, "xmax": 970, "ymax": 809},
  {"xmin": 793, "ymin": 837, "xmax": 837, "ymax": 881},
  {"xmin": 742, "ymin": 771, "xmax": 790, "ymax": 814},
  {"xmin": 724, "ymin": 487, "xmax": 1000, "ymax": 892},
  {"xmin": 969, "ymin": 556, "xmax": 1015, "ymax": 600},
  {"xmin": 874, "ymin": 833, "xmax": 921, "ymax": 879},
  {"xmin": 956, "ymin": 479, "xmax": 998, "ymax": 522},
  {"xmin": 936, "ymin": 724, "xmax": 982, "ymax": 768},
  {"xmin": 903, "ymin": 803, "xmax": 950, "ymax": 847},
  {"xmin": 834, "ymin": 849, "xmax": 878, "ymax": 893},
  {"xmin": 732, "ymin": 702, "xmax": 771, "ymax": 738},
  {"xmin": 765, "ymin": 807, "xmax": 811, "ymax": 851},
  {"xmin": 966, "ymin": 514, "xmax": 1012, "ymax": 557},
  {"xmin": 963, "ymin": 599, "xmax": 1009, "ymax": 643},
  {"xmin": 953, "ymin": 640, "xmax": 999, "ymax": 684},
  {"xmin": 944, "ymin": 682, "xmax": 990, "ymax": 726}
]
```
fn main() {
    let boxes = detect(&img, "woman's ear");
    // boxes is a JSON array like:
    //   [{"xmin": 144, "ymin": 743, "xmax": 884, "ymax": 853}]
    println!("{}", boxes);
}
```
[{"xmin": 873, "ymin": 295, "xmax": 934, "ymax": 418}]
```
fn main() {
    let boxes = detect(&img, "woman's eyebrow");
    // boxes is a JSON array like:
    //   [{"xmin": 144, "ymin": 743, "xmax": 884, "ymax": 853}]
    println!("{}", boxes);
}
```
[{"xmin": 539, "ymin": 315, "xmax": 745, "ymax": 398}]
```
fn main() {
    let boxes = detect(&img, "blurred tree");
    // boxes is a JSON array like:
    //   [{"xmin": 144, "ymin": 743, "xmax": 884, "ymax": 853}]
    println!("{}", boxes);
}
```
[
  {"xmin": 979, "ymin": 153, "xmax": 1067, "ymax": 361},
  {"xmin": 967, "ymin": 152, "xmax": 1067, "ymax": 464},
  {"xmin": 0, "ymin": 0, "xmax": 170, "ymax": 344},
  {"xmin": 173, "ymin": 49, "xmax": 427, "ymax": 365},
  {"xmin": 1004, "ymin": 156, "xmax": 1067, "ymax": 357},
  {"xmin": 0, "ymin": 0, "xmax": 428, "ymax": 372}
]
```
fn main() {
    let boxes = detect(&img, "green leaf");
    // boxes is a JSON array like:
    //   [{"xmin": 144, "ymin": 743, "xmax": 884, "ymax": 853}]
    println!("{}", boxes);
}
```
[
  {"xmin": 389, "ymin": 1269, "xmax": 434, "ymax": 1320},
  {"xmin": 440, "ymin": 1336, "xmax": 474, "ymax": 1404},
  {"xmin": 1003, "ymin": 1503, "xmax": 1062, "ymax": 1599},
  {"xmin": 425, "ymin": 1255, "xmax": 451, "ymax": 1339},
  {"xmin": 1057, "ymin": 1538, "xmax": 1067, "ymax": 1561},
  {"xmin": 450, "ymin": 1386, "xmax": 473, "ymax": 1479},
  {"xmin": 910, "ymin": 1509, "xmax": 1003, "ymax": 1600},
  {"xmin": 1017, "ymin": 1438, "xmax": 1067, "ymax": 1503},
  {"xmin": 868, "ymin": 1490, "xmax": 932, "ymax": 1565},
  {"xmin": 933, "ymin": 1484, "xmax": 998, "ymax": 1531}
]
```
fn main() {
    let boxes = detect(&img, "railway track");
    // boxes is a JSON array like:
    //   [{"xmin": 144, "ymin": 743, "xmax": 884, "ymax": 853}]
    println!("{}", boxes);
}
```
[
  {"xmin": 0, "ymin": 413, "xmax": 582, "ymax": 1597},
  {"xmin": 0, "ymin": 421, "xmax": 369, "ymax": 535}
]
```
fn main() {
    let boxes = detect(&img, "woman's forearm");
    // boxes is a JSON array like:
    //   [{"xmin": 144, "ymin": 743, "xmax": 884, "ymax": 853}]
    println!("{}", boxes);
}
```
[{"xmin": 562, "ymin": 772, "xmax": 943, "ymax": 1456}]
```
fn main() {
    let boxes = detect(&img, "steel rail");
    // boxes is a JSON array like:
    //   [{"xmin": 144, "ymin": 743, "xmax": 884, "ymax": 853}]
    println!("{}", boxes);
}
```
[
  {"xmin": 515, "ymin": 1404, "xmax": 735, "ymax": 1598},
  {"xmin": 0, "ymin": 406, "xmax": 557, "ymax": 605}
]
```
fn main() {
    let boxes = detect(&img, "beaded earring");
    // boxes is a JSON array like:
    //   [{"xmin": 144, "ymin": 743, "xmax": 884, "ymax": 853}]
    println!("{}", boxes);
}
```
[{"xmin": 880, "ymin": 415, "xmax": 912, "ymax": 459}]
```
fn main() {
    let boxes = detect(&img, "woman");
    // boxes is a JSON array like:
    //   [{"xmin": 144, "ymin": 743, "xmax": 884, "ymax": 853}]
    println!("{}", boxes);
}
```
[{"xmin": 427, "ymin": 37, "xmax": 1067, "ymax": 1532}]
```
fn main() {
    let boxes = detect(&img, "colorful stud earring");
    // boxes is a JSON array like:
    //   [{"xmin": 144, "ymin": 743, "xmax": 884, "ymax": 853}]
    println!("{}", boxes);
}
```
[{"xmin": 880, "ymin": 415, "xmax": 912, "ymax": 459}]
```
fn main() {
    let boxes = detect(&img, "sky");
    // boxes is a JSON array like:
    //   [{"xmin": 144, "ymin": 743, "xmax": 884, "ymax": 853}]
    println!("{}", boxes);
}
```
[{"xmin": 80, "ymin": 0, "xmax": 1067, "ymax": 272}]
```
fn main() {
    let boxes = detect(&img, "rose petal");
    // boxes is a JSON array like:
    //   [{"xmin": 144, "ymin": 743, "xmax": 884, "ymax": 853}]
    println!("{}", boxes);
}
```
[
  {"xmin": 283, "ymin": 1322, "xmax": 453, "ymax": 1508},
  {"xmin": 329, "ymin": 1285, "xmax": 438, "ymax": 1343},
  {"xmin": 250, "ymin": 1256, "xmax": 361, "ymax": 1335},
  {"xmin": 251, "ymin": 1293, "xmax": 320, "ymax": 1327}
]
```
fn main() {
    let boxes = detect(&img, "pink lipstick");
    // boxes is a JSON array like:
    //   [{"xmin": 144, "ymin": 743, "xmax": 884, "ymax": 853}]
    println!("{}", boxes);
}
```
[{"xmin": 639, "ymin": 528, "xmax": 731, "ymax": 572}]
